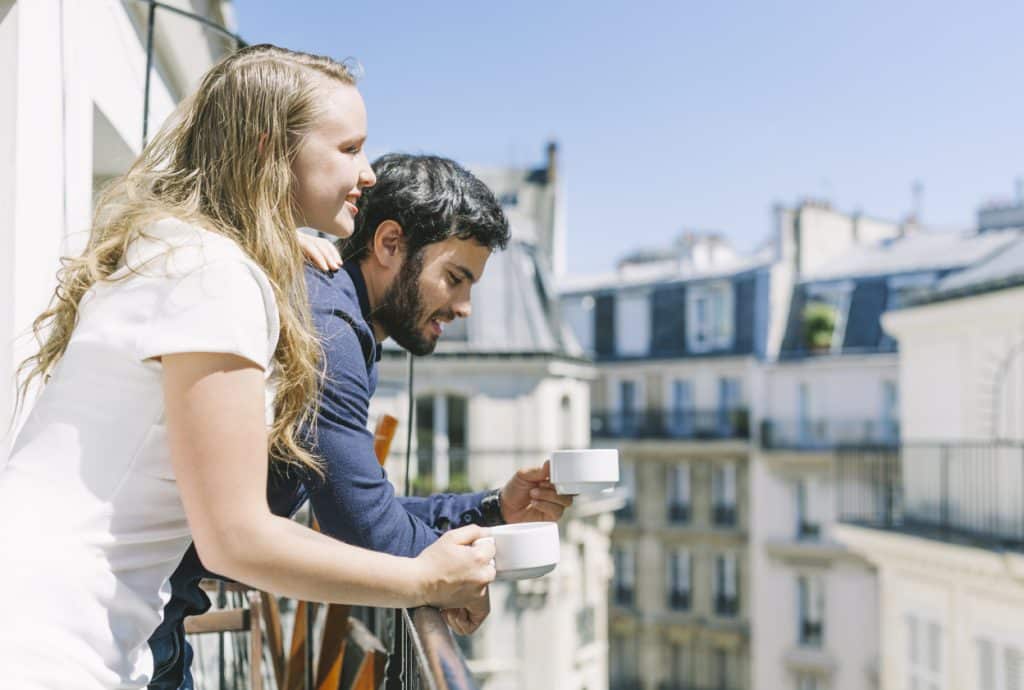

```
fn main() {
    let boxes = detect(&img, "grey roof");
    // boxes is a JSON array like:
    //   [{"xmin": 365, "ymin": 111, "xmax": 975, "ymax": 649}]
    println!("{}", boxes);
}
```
[
  {"xmin": 802, "ymin": 228, "xmax": 1021, "ymax": 282},
  {"xmin": 384, "ymin": 240, "xmax": 584, "ymax": 358},
  {"xmin": 918, "ymin": 233, "xmax": 1024, "ymax": 302}
]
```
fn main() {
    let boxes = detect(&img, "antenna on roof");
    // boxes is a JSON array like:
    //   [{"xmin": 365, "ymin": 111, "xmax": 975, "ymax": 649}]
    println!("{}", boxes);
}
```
[{"xmin": 911, "ymin": 179, "xmax": 924, "ymax": 222}]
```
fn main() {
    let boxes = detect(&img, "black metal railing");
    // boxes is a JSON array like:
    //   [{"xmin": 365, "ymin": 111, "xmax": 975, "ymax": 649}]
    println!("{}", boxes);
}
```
[
  {"xmin": 668, "ymin": 589, "xmax": 691, "ymax": 611},
  {"xmin": 799, "ymin": 619, "xmax": 823, "ymax": 647},
  {"xmin": 713, "ymin": 595, "xmax": 740, "ymax": 617},
  {"xmin": 837, "ymin": 442, "xmax": 1024, "ymax": 551},
  {"xmin": 617, "ymin": 499, "xmax": 636, "ymax": 522},
  {"xmin": 761, "ymin": 418, "xmax": 900, "ymax": 450},
  {"xmin": 712, "ymin": 504, "xmax": 738, "ymax": 527},
  {"xmin": 592, "ymin": 408, "xmax": 751, "ymax": 440},
  {"xmin": 576, "ymin": 605, "xmax": 596, "ymax": 647},
  {"xmin": 796, "ymin": 521, "xmax": 821, "ymax": 540},
  {"xmin": 614, "ymin": 584, "xmax": 636, "ymax": 608},
  {"xmin": 668, "ymin": 502, "xmax": 692, "ymax": 524}
]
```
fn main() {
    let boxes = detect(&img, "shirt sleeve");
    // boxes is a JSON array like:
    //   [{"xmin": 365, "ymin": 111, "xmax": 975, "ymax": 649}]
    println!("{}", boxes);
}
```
[
  {"xmin": 134, "ymin": 252, "xmax": 278, "ymax": 369},
  {"xmin": 304, "ymin": 297, "xmax": 442, "ymax": 557}
]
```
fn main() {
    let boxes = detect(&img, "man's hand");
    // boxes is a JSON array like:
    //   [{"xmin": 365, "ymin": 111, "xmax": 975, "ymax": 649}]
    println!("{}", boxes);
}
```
[
  {"xmin": 500, "ymin": 460, "xmax": 574, "ymax": 523},
  {"xmin": 442, "ymin": 589, "xmax": 491, "ymax": 635}
]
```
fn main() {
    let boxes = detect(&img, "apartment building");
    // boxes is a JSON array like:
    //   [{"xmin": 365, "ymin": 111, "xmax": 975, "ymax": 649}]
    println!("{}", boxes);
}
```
[{"xmin": 833, "ymin": 220, "xmax": 1024, "ymax": 690}]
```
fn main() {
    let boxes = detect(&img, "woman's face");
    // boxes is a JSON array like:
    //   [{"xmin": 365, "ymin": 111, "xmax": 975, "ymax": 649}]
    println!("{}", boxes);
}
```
[{"xmin": 291, "ymin": 82, "xmax": 375, "ymax": 238}]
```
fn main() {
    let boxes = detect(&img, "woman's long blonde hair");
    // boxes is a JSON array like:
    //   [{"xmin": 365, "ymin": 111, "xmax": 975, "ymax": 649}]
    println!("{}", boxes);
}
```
[{"xmin": 16, "ymin": 44, "xmax": 357, "ymax": 474}]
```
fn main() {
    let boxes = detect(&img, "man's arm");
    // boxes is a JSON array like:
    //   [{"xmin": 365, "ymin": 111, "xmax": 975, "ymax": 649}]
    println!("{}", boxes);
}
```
[{"xmin": 306, "ymin": 285, "xmax": 491, "ymax": 556}]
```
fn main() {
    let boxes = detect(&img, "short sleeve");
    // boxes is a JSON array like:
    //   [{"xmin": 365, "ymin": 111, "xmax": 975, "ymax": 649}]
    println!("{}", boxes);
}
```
[{"xmin": 135, "ymin": 254, "xmax": 279, "ymax": 369}]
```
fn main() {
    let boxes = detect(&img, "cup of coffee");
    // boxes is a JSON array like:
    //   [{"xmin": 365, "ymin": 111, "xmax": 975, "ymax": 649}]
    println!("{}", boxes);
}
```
[
  {"xmin": 475, "ymin": 522, "xmax": 560, "ymax": 580},
  {"xmin": 550, "ymin": 448, "xmax": 619, "ymax": 495}
]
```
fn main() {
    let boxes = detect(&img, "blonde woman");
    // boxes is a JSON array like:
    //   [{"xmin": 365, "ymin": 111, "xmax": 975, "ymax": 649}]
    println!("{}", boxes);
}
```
[{"xmin": 0, "ymin": 44, "xmax": 495, "ymax": 689}]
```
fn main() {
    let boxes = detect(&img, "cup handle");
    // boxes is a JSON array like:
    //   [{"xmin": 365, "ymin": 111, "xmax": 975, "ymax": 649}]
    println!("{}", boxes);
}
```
[{"xmin": 473, "ymin": 536, "xmax": 496, "ymax": 571}]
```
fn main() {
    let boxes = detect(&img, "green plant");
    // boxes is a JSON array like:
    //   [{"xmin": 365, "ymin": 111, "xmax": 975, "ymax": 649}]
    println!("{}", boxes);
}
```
[{"xmin": 802, "ymin": 301, "xmax": 836, "ymax": 351}]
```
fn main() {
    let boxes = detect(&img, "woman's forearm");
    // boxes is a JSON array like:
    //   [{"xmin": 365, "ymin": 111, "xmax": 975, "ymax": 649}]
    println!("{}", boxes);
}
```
[{"xmin": 203, "ymin": 513, "xmax": 427, "ymax": 608}]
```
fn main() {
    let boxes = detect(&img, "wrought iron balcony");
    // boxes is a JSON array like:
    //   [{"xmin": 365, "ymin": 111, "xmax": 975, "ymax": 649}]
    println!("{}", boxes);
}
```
[
  {"xmin": 760, "ymin": 418, "xmax": 900, "ymax": 450},
  {"xmin": 668, "ymin": 502, "xmax": 692, "ymax": 524},
  {"xmin": 799, "ymin": 620, "xmax": 824, "ymax": 647},
  {"xmin": 668, "ymin": 589, "xmax": 692, "ymax": 611},
  {"xmin": 837, "ymin": 442, "xmax": 1024, "ymax": 552},
  {"xmin": 714, "ymin": 595, "xmax": 740, "ymax": 617},
  {"xmin": 614, "ymin": 584, "xmax": 636, "ymax": 608},
  {"xmin": 712, "ymin": 504, "xmax": 738, "ymax": 527},
  {"xmin": 591, "ymin": 408, "xmax": 751, "ymax": 441}
]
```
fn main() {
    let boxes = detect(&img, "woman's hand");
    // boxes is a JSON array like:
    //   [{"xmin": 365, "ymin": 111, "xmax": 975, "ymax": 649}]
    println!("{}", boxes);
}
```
[
  {"xmin": 414, "ymin": 525, "xmax": 496, "ymax": 610},
  {"xmin": 297, "ymin": 232, "xmax": 342, "ymax": 271}
]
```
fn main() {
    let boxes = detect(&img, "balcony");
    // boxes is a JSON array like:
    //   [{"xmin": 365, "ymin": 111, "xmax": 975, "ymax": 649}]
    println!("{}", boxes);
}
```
[
  {"xmin": 592, "ymin": 408, "xmax": 751, "ymax": 441},
  {"xmin": 668, "ymin": 589, "xmax": 692, "ymax": 611},
  {"xmin": 668, "ymin": 502, "xmax": 692, "ymax": 524},
  {"xmin": 760, "ymin": 417, "xmax": 899, "ymax": 451},
  {"xmin": 614, "ymin": 584, "xmax": 636, "ymax": 608},
  {"xmin": 837, "ymin": 442, "xmax": 1024, "ymax": 551},
  {"xmin": 799, "ymin": 619, "xmax": 824, "ymax": 647},
  {"xmin": 712, "ymin": 504, "xmax": 738, "ymax": 527},
  {"xmin": 187, "ymin": 593, "xmax": 479, "ymax": 690},
  {"xmin": 796, "ymin": 521, "xmax": 821, "ymax": 540},
  {"xmin": 714, "ymin": 595, "xmax": 740, "ymax": 617}
]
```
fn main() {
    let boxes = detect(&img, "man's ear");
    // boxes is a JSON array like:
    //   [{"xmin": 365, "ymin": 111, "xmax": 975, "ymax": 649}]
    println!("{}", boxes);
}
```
[{"xmin": 371, "ymin": 220, "xmax": 405, "ymax": 270}]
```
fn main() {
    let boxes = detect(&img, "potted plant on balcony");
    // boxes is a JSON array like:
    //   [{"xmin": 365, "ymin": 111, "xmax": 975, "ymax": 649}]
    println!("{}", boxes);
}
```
[{"xmin": 802, "ymin": 301, "xmax": 836, "ymax": 353}]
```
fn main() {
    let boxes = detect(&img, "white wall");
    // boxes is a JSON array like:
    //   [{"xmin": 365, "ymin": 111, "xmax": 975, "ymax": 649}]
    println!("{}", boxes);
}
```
[
  {"xmin": 883, "ymin": 286, "xmax": 1024, "ymax": 441},
  {"xmin": 0, "ymin": 0, "xmax": 196, "ymax": 449}
]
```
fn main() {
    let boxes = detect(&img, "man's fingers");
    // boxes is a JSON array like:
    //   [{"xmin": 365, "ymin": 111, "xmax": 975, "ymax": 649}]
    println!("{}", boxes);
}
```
[
  {"xmin": 529, "ymin": 499, "xmax": 566, "ymax": 520},
  {"xmin": 529, "ymin": 487, "xmax": 574, "ymax": 507},
  {"xmin": 516, "ymin": 462, "xmax": 550, "ymax": 482}
]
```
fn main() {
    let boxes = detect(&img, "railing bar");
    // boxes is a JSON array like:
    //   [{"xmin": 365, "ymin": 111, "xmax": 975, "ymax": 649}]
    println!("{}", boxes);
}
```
[
  {"xmin": 141, "ymin": 0, "xmax": 155, "ymax": 149},
  {"xmin": 403, "ymin": 609, "xmax": 441, "ymax": 690},
  {"xmin": 132, "ymin": 0, "xmax": 247, "ymax": 45}
]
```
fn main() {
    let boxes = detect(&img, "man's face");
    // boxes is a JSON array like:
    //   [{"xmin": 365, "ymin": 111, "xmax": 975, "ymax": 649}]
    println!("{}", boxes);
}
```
[{"xmin": 376, "ymin": 237, "xmax": 492, "ymax": 355}]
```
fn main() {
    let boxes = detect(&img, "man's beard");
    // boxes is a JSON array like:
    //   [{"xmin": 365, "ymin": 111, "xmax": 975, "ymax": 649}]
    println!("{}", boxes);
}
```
[{"xmin": 375, "ymin": 249, "xmax": 452, "ymax": 356}]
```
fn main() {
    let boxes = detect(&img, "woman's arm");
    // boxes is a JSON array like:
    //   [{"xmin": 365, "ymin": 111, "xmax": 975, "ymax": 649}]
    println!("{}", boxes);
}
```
[{"xmin": 162, "ymin": 351, "xmax": 494, "ymax": 609}]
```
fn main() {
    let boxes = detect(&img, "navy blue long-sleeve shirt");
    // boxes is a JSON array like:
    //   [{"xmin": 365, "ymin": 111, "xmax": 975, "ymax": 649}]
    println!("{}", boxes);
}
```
[{"xmin": 146, "ymin": 261, "xmax": 500, "ymax": 690}]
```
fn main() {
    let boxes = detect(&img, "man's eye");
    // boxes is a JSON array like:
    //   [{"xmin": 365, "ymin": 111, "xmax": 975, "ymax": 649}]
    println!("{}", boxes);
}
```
[{"xmin": 448, "ymin": 273, "xmax": 462, "ymax": 286}]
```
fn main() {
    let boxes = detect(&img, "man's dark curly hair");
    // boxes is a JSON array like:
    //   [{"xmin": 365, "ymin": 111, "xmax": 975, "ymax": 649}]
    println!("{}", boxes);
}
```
[{"xmin": 342, "ymin": 153, "xmax": 511, "ymax": 262}]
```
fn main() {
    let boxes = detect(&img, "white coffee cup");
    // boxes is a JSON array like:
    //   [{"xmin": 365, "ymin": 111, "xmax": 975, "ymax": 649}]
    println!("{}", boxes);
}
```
[
  {"xmin": 474, "ymin": 522, "xmax": 560, "ymax": 580},
  {"xmin": 550, "ymin": 448, "xmax": 619, "ymax": 495}
]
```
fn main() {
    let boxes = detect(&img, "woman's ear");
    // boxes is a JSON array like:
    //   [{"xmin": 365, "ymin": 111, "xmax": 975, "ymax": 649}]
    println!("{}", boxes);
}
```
[{"xmin": 371, "ymin": 220, "xmax": 405, "ymax": 270}]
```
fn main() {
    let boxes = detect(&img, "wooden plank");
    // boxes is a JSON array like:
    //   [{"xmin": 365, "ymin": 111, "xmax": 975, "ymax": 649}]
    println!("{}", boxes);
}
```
[
  {"xmin": 315, "ymin": 604, "xmax": 352, "ymax": 690},
  {"xmin": 261, "ymin": 593, "xmax": 286, "ymax": 689},
  {"xmin": 184, "ymin": 608, "xmax": 249, "ymax": 635},
  {"xmin": 248, "ymin": 591, "xmax": 263, "ymax": 690}
]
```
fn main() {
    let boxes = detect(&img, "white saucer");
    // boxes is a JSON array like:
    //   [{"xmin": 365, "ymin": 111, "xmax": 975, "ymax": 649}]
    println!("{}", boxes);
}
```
[
  {"xmin": 496, "ymin": 563, "xmax": 557, "ymax": 581},
  {"xmin": 554, "ymin": 480, "xmax": 618, "ymax": 496}
]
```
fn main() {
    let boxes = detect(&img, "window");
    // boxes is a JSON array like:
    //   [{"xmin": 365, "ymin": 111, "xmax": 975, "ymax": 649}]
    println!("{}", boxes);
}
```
[
  {"xmin": 668, "ymin": 642, "xmax": 694, "ymax": 686},
  {"xmin": 687, "ymin": 282, "xmax": 734, "ymax": 352},
  {"xmin": 796, "ymin": 674, "xmax": 824, "ymax": 690},
  {"xmin": 667, "ymin": 463, "xmax": 691, "ymax": 523},
  {"xmin": 616, "ymin": 379, "xmax": 642, "ymax": 437},
  {"xmin": 976, "ymin": 637, "xmax": 1023, "ymax": 690},
  {"xmin": 615, "ymin": 291, "xmax": 651, "ymax": 356},
  {"xmin": 712, "ymin": 462, "xmax": 738, "ymax": 526},
  {"xmin": 666, "ymin": 548, "xmax": 691, "ymax": 610},
  {"xmin": 414, "ymin": 394, "xmax": 468, "ymax": 494},
  {"xmin": 798, "ymin": 575, "xmax": 825, "ymax": 647},
  {"xmin": 668, "ymin": 378, "xmax": 694, "ymax": 437},
  {"xmin": 718, "ymin": 377, "xmax": 743, "ymax": 437},
  {"xmin": 617, "ymin": 462, "xmax": 636, "ymax": 522},
  {"xmin": 881, "ymin": 380, "xmax": 900, "ymax": 443},
  {"xmin": 714, "ymin": 553, "xmax": 739, "ymax": 616},
  {"xmin": 559, "ymin": 395, "xmax": 574, "ymax": 449},
  {"xmin": 907, "ymin": 615, "xmax": 943, "ymax": 690},
  {"xmin": 796, "ymin": 478, "xmax": 820, "ymax": 540},
  {"xmin": 613, "ymin": 547, "xmax": 636, "ymax": 607}
]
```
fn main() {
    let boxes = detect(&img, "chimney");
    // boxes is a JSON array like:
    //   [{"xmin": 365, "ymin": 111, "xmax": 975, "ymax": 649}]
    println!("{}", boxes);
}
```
[{"xmin": 545, "ymin": 140, "xmax": 558, "ymax": 186}]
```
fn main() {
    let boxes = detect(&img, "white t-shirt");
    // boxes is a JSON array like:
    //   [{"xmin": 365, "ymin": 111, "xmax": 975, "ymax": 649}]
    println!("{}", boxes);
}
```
[{"xmin": 0, "ymin": 218, "xmax": 279, "ymax": 689}]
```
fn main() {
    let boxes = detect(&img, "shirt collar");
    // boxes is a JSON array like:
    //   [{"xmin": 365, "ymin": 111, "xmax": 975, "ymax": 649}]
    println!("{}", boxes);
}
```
[{"xmin": 342, "ymin": 261, "xmax": 383, "ymax": 362}]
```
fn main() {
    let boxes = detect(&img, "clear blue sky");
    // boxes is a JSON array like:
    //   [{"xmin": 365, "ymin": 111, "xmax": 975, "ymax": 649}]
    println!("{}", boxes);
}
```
[{"xmin": 237, "ymin": 1, "xmax": 1024, "ymax": 274}]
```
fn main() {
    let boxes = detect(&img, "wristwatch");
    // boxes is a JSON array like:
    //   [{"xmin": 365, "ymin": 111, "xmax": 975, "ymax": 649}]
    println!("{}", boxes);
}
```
[{"xmin": 480, "ymin": 488, "xmax": 506, "ymax": 526}]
